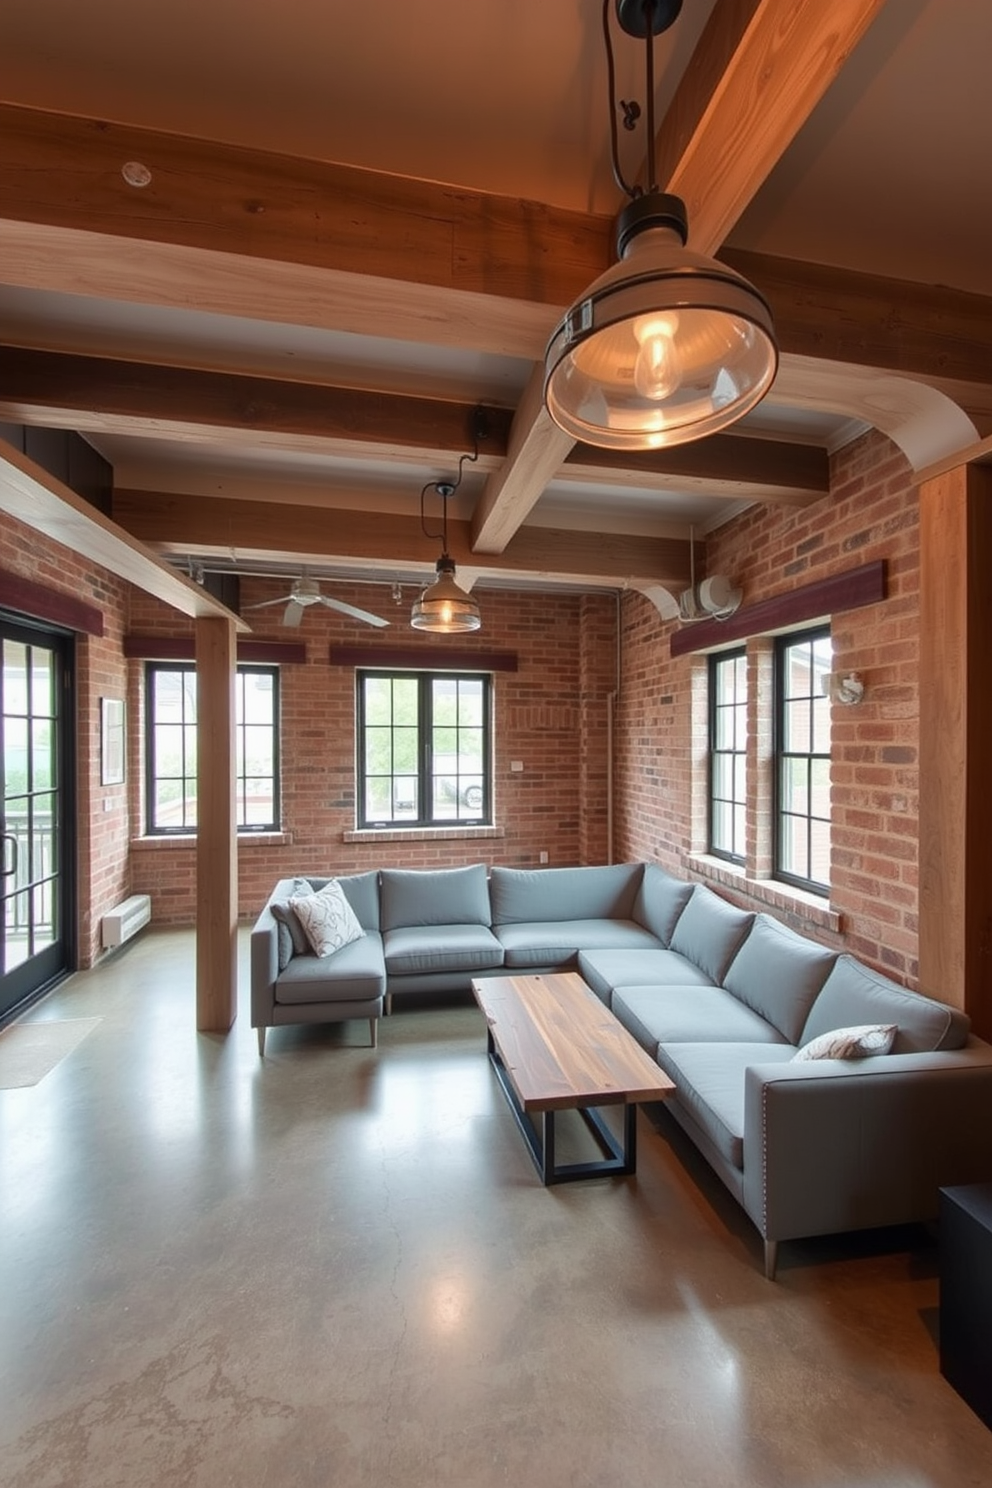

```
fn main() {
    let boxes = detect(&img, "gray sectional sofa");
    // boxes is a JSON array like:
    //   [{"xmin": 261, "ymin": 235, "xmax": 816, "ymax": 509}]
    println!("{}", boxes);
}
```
[{"xmin": 250, "ymin": 861, "xmax": 992, "ymax": 1276}]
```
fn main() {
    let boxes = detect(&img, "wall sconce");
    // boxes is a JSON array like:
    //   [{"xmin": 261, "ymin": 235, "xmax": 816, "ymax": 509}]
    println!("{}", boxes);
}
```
[{"xmin": 822, "ymin": 672, "xmax": 865, "ymax": 706}]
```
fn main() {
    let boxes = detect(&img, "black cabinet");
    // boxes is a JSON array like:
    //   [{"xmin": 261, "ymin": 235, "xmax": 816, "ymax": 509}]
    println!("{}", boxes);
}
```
[{"xmin": 940, "ymin": 1183, "xmax": 992, "ymax": 1430}]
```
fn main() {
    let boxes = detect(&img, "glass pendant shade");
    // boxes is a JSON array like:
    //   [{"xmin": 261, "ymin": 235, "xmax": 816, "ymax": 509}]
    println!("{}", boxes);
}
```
[
  {"xmin": 544, "ymin": 195, "xmax": 778, "ymax": 450},
  {"xmin": 410, "ymin": 555, "xmax": 481, "ymax": 633}
]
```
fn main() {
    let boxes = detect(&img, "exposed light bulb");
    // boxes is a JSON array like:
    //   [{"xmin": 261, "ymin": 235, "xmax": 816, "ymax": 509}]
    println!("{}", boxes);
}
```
[{"xmin": 633, "ymin": 312, "xmax": 681, "ymax": 401}]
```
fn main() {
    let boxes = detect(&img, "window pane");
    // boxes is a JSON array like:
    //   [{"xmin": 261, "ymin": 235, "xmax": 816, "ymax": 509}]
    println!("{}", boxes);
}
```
[
  {"xmin": 32, "ymin": 649, "xmax": 55, "ymax": 716},
  {"xmin": 810, "ymin": 757, "xmax": 831, "ymax": 818},
  {"xmin": 785, "ymin": 699, "xmax": 810, "ymax": 753},
  {"xmin": 712, "ymin": 753, "xmax": 730, "ymax": 799},
  {"xmin": 715, "ymin": 707, "xmax": 733, "ymax": 750},
  {"xmin": 812, "ymin": 695, "xmax": 832, "ymax": 754},
  {"xmin": 392, "ymin": 678, "xmax": 419, "ymax": 725},
  {"xmin": 776, "ymin": 629, "xmax": 832, "ymax": 893},
  {"xmin": 364, "ymin": 676, "xmax": 392, "ymax": 726},
  {"xmin": 733, "ymin": 805, "xmax": 746, "ymax": 856},
  {"xmin": 3, "ymin": 641, "xmax": 27, "ymax": 714},
  {"xmin": 809, "ymin": 819, "xmax": 831, "ymax": 885},
  {"xmin": 392, "ymin": 728, "xmax": 419, "ymax": 774},
  {"xmin": 712, "ymin": 800, "xmax": 733, "ymax": 852},
  {"xmin": 241, "ymin": 671, "xmax": 274, "ymax": 724},
  {"xmin": 733, "ymin": 755, "xmax": 747, "ymax": 802},
  {"xmin": 781, "ymin": 757, "xmax": 809, "ymax": 815},
  {"xmin": 358, "ymin": 671, "xmax": 491, "ymax": 829}
]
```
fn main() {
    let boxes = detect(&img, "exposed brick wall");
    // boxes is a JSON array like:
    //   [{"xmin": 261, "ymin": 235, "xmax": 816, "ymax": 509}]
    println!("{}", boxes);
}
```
[
  {"xmin": 0, "ymin": 513, "xmax": 131, "ymax": 968},
  {"xmin": 5, "ymin": 425, "xmax": 925, "ymax": 986},
  {"xmin": 127, "ymin": 579, "xmax": 617, "ymax": 921},
  {"xmin": 614, "ymin": 428, "xmax": 921, "ymax": 985}
]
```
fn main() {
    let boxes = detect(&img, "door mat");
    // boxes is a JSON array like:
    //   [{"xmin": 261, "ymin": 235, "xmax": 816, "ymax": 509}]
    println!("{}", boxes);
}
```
[{"xmin": 0, "ymin": 1018, "xmax": 102, "ymax": 1089}]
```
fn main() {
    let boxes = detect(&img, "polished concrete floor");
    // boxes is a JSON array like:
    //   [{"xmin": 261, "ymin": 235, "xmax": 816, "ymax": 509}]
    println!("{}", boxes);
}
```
[{"xmin": 2, "ymin": 929, "xmax": 991, "ymax": 1488}]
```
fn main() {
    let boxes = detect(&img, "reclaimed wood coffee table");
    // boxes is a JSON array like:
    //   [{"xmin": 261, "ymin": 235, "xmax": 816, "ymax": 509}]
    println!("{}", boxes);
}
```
[{"xmin": 472, "ymin": 971, "xmax": 675, "ymax": 1184}]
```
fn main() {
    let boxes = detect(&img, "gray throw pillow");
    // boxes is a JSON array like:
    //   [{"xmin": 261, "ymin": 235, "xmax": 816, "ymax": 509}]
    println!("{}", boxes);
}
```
[{"xmin": 270, "ymin": 879, "xmax": 315, "ymax": 968}]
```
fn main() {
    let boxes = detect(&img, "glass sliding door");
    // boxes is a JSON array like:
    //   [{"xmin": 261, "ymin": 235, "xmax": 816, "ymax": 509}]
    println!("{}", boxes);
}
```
[{"xmin": 0, "ymin": 618, "xmax": 74, "ymax": 1022}]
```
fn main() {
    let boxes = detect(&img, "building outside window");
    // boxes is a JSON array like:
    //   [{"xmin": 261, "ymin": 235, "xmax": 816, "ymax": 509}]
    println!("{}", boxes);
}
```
[
  {"xmin": 708, "ymin": 648, "xmax": 747, "ymax": 864},
  {"xmin": 357, "ymin": 670, "xmax": 491, "ymax": 828},
  {"xmin": 775, "ymin": 628, "xmax": 832, "ymax": 893},
  {"xmin": 145, "ymin": 663, "xmax": 279, "ymax": 833}
]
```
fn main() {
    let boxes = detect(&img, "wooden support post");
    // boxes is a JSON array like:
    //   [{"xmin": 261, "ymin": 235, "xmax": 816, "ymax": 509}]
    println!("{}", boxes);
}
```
[
  {"xmin": 919, "ymin": 461, "xmax": 992, "ymax": 1039},
  {"xmin": 195, "ymin": 614, "xmax": 238, "ymax": 1032}
]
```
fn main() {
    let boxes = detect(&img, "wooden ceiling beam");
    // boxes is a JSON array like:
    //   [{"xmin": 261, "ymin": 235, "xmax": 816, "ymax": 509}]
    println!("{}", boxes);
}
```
[
  {"xmin": 471, "ymin": 0, "xmax": 890, "ymax": 553},
  {"xmin": 0, "ymin": 102, "xmax": 608, "ymax": 310},
  {"xmin": 112, "ymin": 489, "xmax": 692, "ymax": 591},
  {"xmin": 661, "ymin": 0, "xmax": 889, "ymax": 256},
  {"xmin": 722, "ymin": 248, "xmax": 992, "ymax": 391},
  {"xmin": 0, "ymin": 345, "xmax": 828, "ymax": 503}
]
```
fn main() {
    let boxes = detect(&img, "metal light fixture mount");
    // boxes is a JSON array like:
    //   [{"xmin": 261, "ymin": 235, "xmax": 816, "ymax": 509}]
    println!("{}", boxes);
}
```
[{"xmin": 543, "ymin": 0, "xmax": 778, "ymax": 451}]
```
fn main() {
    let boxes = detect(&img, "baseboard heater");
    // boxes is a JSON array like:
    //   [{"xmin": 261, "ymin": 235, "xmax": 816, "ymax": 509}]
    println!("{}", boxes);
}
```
[{"xmin": 101, "ymin": 894, "xmax": 152, "ymax": 949}]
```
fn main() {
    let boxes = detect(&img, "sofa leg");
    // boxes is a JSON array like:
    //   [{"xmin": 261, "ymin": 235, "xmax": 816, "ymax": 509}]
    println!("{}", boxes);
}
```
[
  {"xmin": 257, "ymin": 1026, "xmax": 266, "ymax": 1057},
  {"xmin": 764, "ymin": 1240, "xmax": 778, "ymax": 1282},
  {"xmin": 370, "ymin": 1017, "xmax": 378, "ymax": 1049}
]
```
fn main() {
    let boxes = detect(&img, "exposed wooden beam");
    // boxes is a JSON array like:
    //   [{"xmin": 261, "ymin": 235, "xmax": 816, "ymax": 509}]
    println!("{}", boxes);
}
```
[
  {"xmin": 0, "ymin": 347, "xmax": 512, "ymax": 468},
  {"xmin": 662, "ymin": 0, "xmax": 889, "ymax": 255},
  {"xmin": 471, "ymin": 365, "xmax": 575, "ymax": 552},
  {"xmin": 0, "ymin": 346, "xmax": 829, "ymax": 505},
  {"xmin": 0, "ymin": 102, "xmax": 608, "ymax": 308},
  {"xmin": 0, "ymin": 438, "xmax": 248, "ymax": 624},
  {"xmin": 472, "ymin": 0, "xmax": 890, "ymax": 552},
  {"xmin": 564, "ymin": 431, "xmax": 829, "ymax": 507},
  {"xmin": 112, "ymin": 489, "xmax": 693, "ymax": 591},
  {"xmin": 723, "ymin": 249, "xmax": 992, "ymax": 393}
]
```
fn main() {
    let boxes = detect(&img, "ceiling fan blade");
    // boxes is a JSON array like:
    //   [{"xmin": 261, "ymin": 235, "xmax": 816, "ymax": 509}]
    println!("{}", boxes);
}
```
[
  {"xmin": 318, "ymin": 596, "xmax": 390, "ymax": 628},
  {"xmin": 242, "ymin": 595, "xmax": 292, "ymax": 611},
  {"xmin": 282, "ymin": 601, "xmax": 305, "ymax": 627}
]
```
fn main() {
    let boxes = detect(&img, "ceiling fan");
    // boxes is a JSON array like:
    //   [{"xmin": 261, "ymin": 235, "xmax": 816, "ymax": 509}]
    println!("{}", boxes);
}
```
[{"xmin": 243, "ymin": 576, "xmax": 389, "ymax": 628}]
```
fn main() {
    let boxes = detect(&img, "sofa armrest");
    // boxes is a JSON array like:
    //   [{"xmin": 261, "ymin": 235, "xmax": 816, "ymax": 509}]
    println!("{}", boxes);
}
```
[
  {"xmin": 250, "ymin": 902, "xmax": 281, "ymax": 1031},
  {"xmin": 742, "ymin": 1047, "xmax": 992, "ymax": 1245}
]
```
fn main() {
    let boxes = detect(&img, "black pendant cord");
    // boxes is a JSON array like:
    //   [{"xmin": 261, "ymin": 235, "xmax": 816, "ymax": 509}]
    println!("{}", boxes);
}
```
[
  {"xmin": 604, "ymin": 0, "xmax": 663, "ymax": 201},
  {"xmin": 418, "ymin": 408, "xmax": 486, "ymax": 554},
  {"xmin": 604, "ymin": 0, "xmax": 640, "ymax": 200}
]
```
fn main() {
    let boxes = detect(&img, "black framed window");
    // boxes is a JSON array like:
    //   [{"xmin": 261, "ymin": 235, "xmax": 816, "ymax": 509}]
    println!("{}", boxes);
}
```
[
  {"xmin": 357, "ymin": 670, "xmax": 491, "ymax": 827},
  {"xmin": 145, "ymin": 663, "xmax": 279, "ymax": 834},
  {"xmin": 708, "ymin": 648, "xmax": 747, "ymax": 863},
  {"xmin": 775, "ymin": 628, "xmax": 832, "ymax": 893}
]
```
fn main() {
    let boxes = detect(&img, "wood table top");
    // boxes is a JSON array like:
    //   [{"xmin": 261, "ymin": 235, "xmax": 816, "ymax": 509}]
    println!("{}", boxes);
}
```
[{"xmin": 471, "ymin": 971, "xmax": 675, "ymax": 1112}]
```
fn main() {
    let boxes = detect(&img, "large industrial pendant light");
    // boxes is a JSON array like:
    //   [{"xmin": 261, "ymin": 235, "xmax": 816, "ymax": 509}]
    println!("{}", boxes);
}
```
[
  {"xmin": 411, "ymin": 414, "xmax": 485, "ymax": 634},
  {"xmin": 544, "ymin": 0, "xmax": 778, "ymax": 451}
]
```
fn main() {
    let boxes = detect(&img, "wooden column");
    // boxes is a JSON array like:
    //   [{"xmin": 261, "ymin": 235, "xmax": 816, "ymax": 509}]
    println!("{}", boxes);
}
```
[
  {"xmin": 919, "ymin": 461, "xmax": 992, "ymax": 1038},
  {"xmin": 195, "ymin": 614, "xmax": 238, "ymax": 1032}
]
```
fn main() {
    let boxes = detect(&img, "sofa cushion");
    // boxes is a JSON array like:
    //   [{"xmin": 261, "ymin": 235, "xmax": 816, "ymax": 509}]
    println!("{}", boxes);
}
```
[
  {"xmin": 802, "ymin": 956, "xmax": 971, "ymax": 1053},
  {"xmin": 613, "ymin": 985, "xmax": 790, "ymax": 1055},
  {"xmin": 274, "ymin": 932, "xmax": 386, "ymax": 1005},
  {"xmin": 302, "ymin": 871, "xmax": 381, "ymax": 932},
  {"xmin": 669, "ymin": 886, "xmax": 754, "ymax": 985},
  {"xmin": 380, "ymin": 865, "xmax": 490, "ymax": 931},
  {"xmin": 577, "ymin": 947, "xmax": 715, "ymax": 1004},
  {"xmin": 656, "ymin": 1041, "xmax": 797, "ymax": 1170},
  {"xmin": 383, "ymin": 923, "xmax": 504, "ymax": 977},
  {"xmin": 496, "ymin": 918, "xmax": 659, "ymax": 969},
  {"xmin": 632, "ymin": 863, "xmax": 695, "ymax": 947},
  {"xmin": 793, "ymin": 1023, "xmax": 897, "ymax": 1062},
  {"xmin": 488, "ymin": 863, "xmax": 642, "ymax": 925},
  {"xmin": 722, "ymin": 913, "xmax": 837, "ymax": 1044}
]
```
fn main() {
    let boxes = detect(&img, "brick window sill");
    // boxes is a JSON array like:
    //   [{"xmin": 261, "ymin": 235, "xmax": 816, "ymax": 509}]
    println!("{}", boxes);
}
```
[{"xmin": 685, "ymin": 853, "xmax": 842, "ymax": 934}]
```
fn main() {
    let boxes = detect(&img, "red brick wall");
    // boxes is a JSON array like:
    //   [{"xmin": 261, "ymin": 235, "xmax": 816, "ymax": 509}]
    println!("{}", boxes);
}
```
[
  {"xmin": 127, "ymin": 579, "xmax": 617, "ymax": 921},
  {"xmin": 1, "ymin": 513, "xmax": 131, "ymax": 968},
  {"xmin": 614, "ymin": 428, "xmax": 921, "ymax": 983}
]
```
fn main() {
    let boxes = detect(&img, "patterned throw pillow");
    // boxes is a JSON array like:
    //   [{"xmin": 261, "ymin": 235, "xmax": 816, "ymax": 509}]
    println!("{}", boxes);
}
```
[
  {"xmin": 289, "ymin": 880, "xmax": 365, "ymax": 958},
  {"xmin": 792, "ymin": 1023, "xmax": 897, "ymax": 1062}
]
